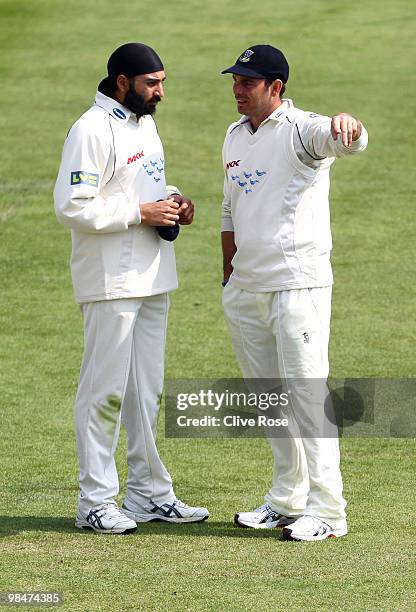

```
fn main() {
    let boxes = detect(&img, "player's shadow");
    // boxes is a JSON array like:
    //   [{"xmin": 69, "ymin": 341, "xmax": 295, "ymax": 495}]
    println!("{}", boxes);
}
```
[{"xmin": 0, "ymin": 517, "xmax": 283, "ymax": 539}]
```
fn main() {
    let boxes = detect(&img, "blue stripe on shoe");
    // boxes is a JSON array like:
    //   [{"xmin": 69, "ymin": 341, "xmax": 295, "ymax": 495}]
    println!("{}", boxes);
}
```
[
  {"xmin": 87, "ymin": 509, "xmax": 104, "ymax": 529},
  {"xmin": 149, "ymin": 501, "xmax": 184, "ymax": 518}
]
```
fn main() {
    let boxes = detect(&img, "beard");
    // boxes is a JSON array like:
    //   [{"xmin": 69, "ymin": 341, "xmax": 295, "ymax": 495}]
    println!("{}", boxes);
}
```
[{"xmin": 123, "ymin": 82, "xmax": 160, "ymax": 117}]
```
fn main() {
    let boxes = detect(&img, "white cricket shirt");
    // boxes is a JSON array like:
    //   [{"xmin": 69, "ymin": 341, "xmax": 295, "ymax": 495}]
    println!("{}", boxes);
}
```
[
  {"xmin": 221, "ymin": 99, "xmax": 368, "ymax": 291},
  {"xmin": 54, "ymin": 91, "xmax": 178, "ymax": 303}
]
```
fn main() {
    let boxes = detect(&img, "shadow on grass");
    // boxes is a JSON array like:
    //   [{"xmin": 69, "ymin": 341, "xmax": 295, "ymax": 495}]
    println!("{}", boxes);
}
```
[{"xmin": 0, "ymin": 517, "xmax": 284, "ymax": 539}]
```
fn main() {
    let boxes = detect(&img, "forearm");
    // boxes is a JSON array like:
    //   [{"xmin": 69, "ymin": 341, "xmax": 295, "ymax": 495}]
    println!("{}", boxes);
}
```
[
  {"xmin": 221, "ymin": 231, "xmax": 236, "ymax": 281},
  {"xmin": 54, "ymin": 192, "xmax": 140, "ymax": 233},
  {"xmin": 307, "ymin": 117, "xmax": 368, "ymax": 159}
]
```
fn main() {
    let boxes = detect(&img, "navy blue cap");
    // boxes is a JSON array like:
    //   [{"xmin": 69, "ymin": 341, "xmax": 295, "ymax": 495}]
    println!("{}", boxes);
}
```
[{"xmin": 221, "ymin": 44, "xmax": 289, "ymax": 83}]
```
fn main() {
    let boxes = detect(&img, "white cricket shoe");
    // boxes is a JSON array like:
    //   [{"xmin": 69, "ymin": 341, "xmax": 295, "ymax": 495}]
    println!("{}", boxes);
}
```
[
  {"xmin": 122, "ymin": 498, "xmax": 209, "ymax": 523},
  {"xmin": 234, "ymin": 503, "xmax": 297, "ymax": 529},
  {"xmin": 282, "ymin": 515, "xmax": 348, "ymax": 541},
  {"xmin": 75, "ymin": 503, "xmax": 137, "ymax": 534}
]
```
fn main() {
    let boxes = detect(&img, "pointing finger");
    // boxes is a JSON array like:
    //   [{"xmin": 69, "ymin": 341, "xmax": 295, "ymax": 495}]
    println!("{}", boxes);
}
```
[
  {"xmin": 339, "ymin": 117, "xmax": 350, "ymax": 147},
  {"xmin": 331, "ymin": 116, "xmax": 341, "ymax": 141}
]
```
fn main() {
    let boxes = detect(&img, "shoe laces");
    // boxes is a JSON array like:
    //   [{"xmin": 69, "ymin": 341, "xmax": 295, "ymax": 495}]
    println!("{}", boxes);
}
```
[
  {"xmin": 171, "ymin": 499, "xmax": 187, "ymax": 509},
  {"xmin": 253, "ymin": 504, "xmax": 278, "ymax": 516},
  {"xmin": 295, "ymin": 515, "xmax": 329, "ymax": 533},
  {"xmin": 94, "ymin": 503, "xmax": 124, "ymax": 518}
]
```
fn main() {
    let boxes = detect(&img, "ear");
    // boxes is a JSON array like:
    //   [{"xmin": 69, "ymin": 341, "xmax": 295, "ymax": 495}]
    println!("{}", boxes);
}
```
[
  {"xmin": 116, "ymin": 74, "xmax": 130, "ymax": 95},
  {"xmin": 272, "ymin": 79, "xmax": 283, "ymax": 98}
]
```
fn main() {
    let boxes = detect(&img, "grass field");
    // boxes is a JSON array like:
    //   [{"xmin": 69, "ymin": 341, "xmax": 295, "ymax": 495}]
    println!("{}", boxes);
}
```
[{"xmin": 0, "ymin": 0, "xmax": 415, "ymax": 610}]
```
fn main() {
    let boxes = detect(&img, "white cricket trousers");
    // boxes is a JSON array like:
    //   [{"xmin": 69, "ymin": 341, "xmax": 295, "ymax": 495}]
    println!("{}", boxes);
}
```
[
  {"xmin": 75, "ymin": 294, "xmax": 174, "ymax": 515},
  {"xmin": 222, "ymin": 284, "xmax": 346, "ymax": 526}
]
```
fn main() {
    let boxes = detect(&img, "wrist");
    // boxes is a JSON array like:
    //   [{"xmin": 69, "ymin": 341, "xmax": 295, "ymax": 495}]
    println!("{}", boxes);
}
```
[{"xmin": 139, "ymin": 203, "xmax": 150, "ymax": 224}]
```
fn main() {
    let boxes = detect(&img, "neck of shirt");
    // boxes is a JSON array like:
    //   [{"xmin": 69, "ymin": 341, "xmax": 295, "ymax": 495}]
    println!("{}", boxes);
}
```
[{"xmin": 249, "ymin": 99, "xmax": 289, "ymax": 133}]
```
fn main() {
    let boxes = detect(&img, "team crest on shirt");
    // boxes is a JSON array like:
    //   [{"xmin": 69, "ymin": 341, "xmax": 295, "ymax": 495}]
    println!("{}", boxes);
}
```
[
  {"xmin": 143, "ymin": 157, "xmax": 165, "ymax": 182},
  {"xmin": 239, "ymin": 49, "xmax": 254, "ymax": 63},
  {"xmin": 230, "ymin": 168, "xmax": 267, "ymax": 194}
]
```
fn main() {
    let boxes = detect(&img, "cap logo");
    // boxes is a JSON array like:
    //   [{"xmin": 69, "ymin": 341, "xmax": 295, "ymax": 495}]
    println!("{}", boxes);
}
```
[{"xmin": 239, "ymin": 49, "xmax": 254, "ymax": 63}]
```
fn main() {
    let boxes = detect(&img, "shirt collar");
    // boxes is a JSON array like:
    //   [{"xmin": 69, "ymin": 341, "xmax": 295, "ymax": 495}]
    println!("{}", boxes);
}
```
[
  {"xmin": 263, "ymin": 98, "xmax": 294, "ymax": 125},
  {"xmin": 238, "ymin": 98, "xmax": 295, "ymax": 130},
  {"xmin": 94, "ymin": 91, "xmax": 132, "ymax": 123}
]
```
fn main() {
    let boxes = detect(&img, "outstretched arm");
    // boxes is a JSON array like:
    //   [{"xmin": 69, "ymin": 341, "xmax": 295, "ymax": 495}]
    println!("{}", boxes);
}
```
[{"xmin": 298, "ymin": 112, "xmax": 368, "ymax": 161}]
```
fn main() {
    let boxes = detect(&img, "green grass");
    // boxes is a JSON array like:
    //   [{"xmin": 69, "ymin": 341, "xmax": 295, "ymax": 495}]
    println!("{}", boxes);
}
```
[{"xmin": 0, "ymin": 0, "xmax": 415, "ymax": 610}]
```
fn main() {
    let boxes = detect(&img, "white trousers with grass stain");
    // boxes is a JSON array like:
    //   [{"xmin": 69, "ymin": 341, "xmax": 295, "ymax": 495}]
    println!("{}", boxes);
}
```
[
  {"xmin": 75, "ymin": 294, "xmax": 174, "ymax": 515},
  {"xmin": 222, "ymin": 284, "xmax": 346, "ymax": 527}
]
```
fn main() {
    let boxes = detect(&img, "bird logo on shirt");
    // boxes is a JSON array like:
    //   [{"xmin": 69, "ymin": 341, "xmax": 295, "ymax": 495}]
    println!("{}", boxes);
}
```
[
  {"xmin": 232, "ymin": 169, "xmax": 267, "ymax": 194},
  {"xmin": 145, "ymin": 157, "xmax": 165, "ymax": 182}
]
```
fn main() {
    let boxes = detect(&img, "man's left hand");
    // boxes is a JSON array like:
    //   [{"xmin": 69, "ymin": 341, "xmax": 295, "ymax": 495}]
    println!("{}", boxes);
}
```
[
  {"xmin": 331, "ymin": 113, "xmax": 362, "ymax": 147},
  {"xmin": 171, "ymin": 194, "xmax": 195, "ymax": 225}
]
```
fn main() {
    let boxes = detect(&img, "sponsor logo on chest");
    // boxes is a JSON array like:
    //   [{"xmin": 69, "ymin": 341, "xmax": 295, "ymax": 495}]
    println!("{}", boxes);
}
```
[
  {"xmin": 226, "ymin": 159, "xmax": 241, "ymax": 169},
  {"xmin": 127, "ymin": 150, "xmax": 145, "ymax": 165}
]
